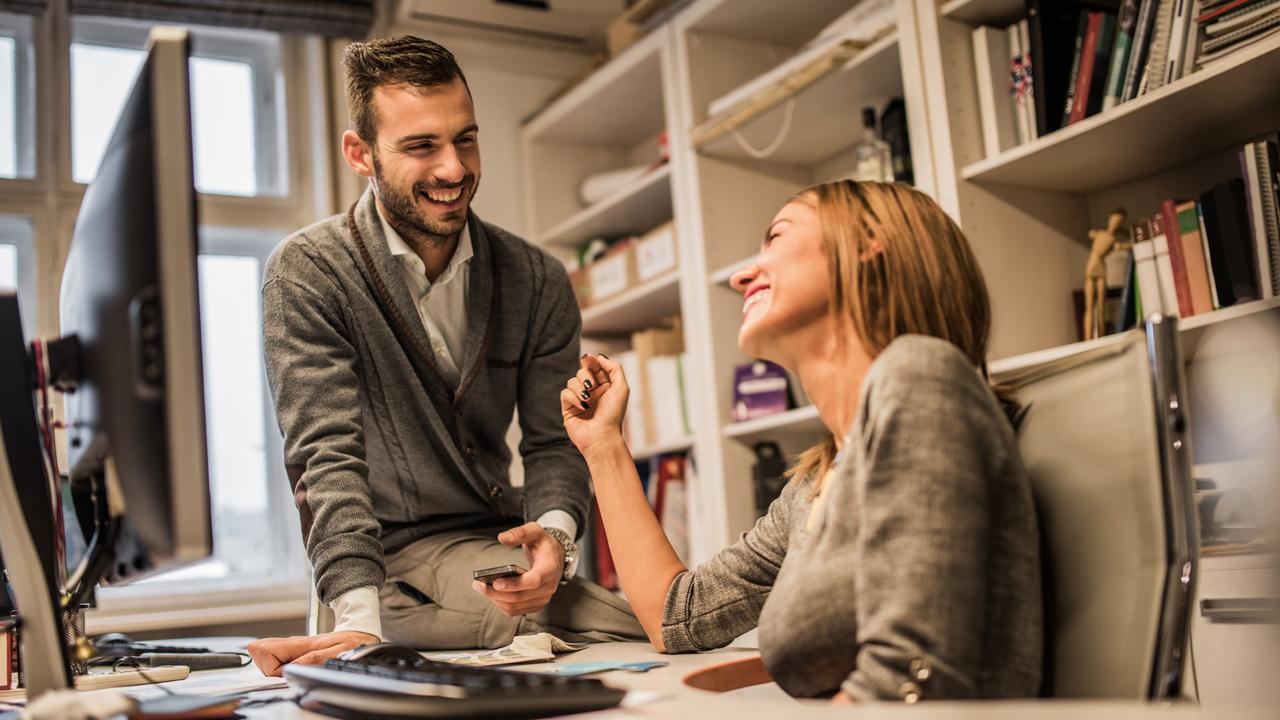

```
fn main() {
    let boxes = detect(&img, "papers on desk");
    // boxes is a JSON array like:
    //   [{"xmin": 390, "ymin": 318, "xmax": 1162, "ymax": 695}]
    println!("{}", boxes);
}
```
[{"xmin": 423, "ymin": 633, "xmax": 586, "ymax": 667}]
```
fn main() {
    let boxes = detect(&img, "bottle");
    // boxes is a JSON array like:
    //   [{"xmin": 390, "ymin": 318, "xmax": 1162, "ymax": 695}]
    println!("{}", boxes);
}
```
[{"xmin": 852, "ymin": 107, "xmax": 893, "ymax": 183}]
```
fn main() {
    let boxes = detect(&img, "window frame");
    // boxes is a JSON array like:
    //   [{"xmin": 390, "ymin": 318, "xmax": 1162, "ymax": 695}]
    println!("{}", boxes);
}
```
[
  {"xmin": 67, "ymin": 15, "xmax": 289, "ymax": 197},
  {"xmin": 0, "ymin": 11, "xmax": 37, "ymax": 180},
  {"xmin": 4, "ymin": 1, "xmax": 338, "ymax": 631},
  {"xmin": 0, "ymin": 214, "xmax": 37, "ymax": 335}
]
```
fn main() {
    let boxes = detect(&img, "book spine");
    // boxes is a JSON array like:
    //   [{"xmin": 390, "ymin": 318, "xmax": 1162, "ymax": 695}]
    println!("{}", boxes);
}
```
[
  {"xmin": 1118, "ymin": 243, "xmax": 1138, "ymax": 329},
  {"xmin": 1086, "ymin": 13, "xmax": 1118, "ymax": 117},
  {"xmin": 1133, "ymin": 219, "xmax": 1164, "ymax": 316},
  {"xmin": 1027, "ymin": 1, "xmax": 1050, "ymax": 136},
  {"xmin": 1018, "ymin": 20, "xmax": 1039, "ymax": 138},
  {"xmin": 1242, "ymin": 144, "xmax": 1275, "ymax": 299},
  {"xmin": 1176, "ymin": 200, "xmax": 1214, "ymax": 314},
  {"xmin": 973, "ymin": 26, "xmax": 1018, "ymax": 157},
  {"xmin": 1063, "ymin": 12, "xmax": 1093, "ymax": 126},
  {"xmin": 1104, "ymin": 0, "xmax": 1141, "ymax": 110},
  {"xmin": 1263, "ymin": 140, "xmax": 1280, "ymax": 296},
  {"xmin": 1123, "ymin": 0, "xmax": 1162, "ymax": 101},
  {"xmin": 1151, "ymin": 212, "xmax": 1182, "ymax": 314},
  {"xmin": 1159, "ymin": 201, "xmax": 1196, "ymax": 315},
  {"xmin": 1196, "ymin": 200, "xmax": 1222, "ymax": 308},
  {"xmin": 1165, "ymin": 0, "xmax": 1193, "ymax": 83},
  {"xmin": 1144, "ymin": 0, "xmax": 1176, "ymax": 95}
]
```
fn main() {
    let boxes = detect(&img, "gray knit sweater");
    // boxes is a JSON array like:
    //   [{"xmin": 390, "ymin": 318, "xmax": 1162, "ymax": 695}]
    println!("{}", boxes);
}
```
[
  {"xmin": 660, "ymin": 335, "xmax": 1043, "ymax": 700},
  {"xmin": 262, "ymin": 189, "xmax": 588, "ymax": 603}
]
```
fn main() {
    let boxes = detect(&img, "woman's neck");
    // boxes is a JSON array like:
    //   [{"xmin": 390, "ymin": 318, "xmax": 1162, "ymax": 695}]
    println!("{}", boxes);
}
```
[{"xmin": 788, "ymin": 320, "xmax": 874, "ymax": 451}]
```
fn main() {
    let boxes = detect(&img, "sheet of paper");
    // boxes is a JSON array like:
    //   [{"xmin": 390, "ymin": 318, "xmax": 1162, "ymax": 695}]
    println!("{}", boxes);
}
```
[
  {"xmin": 544, "ymin": 660, "xmax": 669, "ymax": 676},
  {"xmin": 422, "ymin": 633, "xmax": 586, "ymax": 667}
]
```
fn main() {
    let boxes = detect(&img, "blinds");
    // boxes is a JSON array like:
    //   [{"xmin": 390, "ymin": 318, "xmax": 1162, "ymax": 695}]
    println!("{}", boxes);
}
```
[{"xmin": 66, "ymin": 0, "xmax": 375, "ymax": 38}]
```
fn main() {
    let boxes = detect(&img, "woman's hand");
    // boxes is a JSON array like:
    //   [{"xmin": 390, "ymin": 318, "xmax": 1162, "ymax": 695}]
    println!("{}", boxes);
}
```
[{"xmin": 561, "ymin": 353, "xmax": 628, "ymax": 453}]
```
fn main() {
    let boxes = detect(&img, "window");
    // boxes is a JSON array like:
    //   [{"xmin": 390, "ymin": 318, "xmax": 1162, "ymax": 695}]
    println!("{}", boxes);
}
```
[
  {"xmin": 0, "ymin": 215, "xmax": 36, "ymax": 338},
  {"xmin": 0, "ymin": 11, "xmax": 36, "ymax": 179},
  {"xmin": 70, "ymin": 17, "xmax": 287, "ymax": 196}
]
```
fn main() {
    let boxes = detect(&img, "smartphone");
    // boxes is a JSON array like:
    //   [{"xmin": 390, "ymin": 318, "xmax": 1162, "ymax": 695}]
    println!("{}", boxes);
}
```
[{"xmin": 473, "ymin": 564, "xmax": 526, "ymax": 585}]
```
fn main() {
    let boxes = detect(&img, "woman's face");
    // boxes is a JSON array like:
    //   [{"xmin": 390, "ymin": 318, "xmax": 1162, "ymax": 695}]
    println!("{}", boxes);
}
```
[{"xmin": 731, "ymin": 200, "xmax": 831, "ymax": 362}]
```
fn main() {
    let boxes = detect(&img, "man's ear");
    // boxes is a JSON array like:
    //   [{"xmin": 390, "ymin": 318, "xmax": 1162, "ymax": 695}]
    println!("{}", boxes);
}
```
[{"xmin": 341, "ymin": 130, "xmax": 375, "ymax": 179}]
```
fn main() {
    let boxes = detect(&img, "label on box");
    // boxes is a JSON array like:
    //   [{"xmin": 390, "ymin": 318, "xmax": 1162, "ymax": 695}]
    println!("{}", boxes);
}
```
[
  {"xmin": 589, "ymin": 253, "xmax": 629, "ymax": 300},
  {"xmin": 636, "ymin": 224, "xmax": 676, "ymax": 281},
  {"xmin": 732, "ymin": 361, "xmax": 790, "ymax": 422}
]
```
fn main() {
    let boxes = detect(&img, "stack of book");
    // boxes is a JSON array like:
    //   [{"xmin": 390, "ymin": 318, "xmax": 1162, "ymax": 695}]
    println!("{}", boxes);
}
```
[
  {"xmin": 1110, "ymin": 134, "xmax": 1279, "ymax": 330},
  {"xmin": 971, "ymin": 1, "xmax": 1280, "ymax": 158},
  {"xmin": 615, "ymin": 317, "xmax": 692, "ymax": 451}
]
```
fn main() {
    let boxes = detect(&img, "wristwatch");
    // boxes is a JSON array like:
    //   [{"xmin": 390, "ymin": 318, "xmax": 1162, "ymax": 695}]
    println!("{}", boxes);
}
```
[{"xmin": 541, "ymin": 526, "xmax": 579, "ymax": 585}]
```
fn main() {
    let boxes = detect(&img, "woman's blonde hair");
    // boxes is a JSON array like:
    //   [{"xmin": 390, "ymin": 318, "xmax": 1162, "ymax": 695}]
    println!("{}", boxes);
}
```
[{"xmin": 786, "ymin": 180, "xmax": 1006, "ymax": 483}]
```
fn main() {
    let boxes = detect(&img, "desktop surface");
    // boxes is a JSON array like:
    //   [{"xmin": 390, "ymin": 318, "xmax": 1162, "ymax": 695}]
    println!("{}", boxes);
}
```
[{"xmin": 75, "ymin": 639, "xmax": 1276, "ymax": 720}]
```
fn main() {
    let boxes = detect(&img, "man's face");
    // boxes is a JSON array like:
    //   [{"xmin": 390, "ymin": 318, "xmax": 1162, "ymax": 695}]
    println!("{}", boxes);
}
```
[{"xmin": 367, "ymin": 77, "xmax": 480, "ymax": 242}]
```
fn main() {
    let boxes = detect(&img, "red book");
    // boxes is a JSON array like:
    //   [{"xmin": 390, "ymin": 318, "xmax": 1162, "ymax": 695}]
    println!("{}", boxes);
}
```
[
  {"xmin": 1069, "ymin": 12, "xmax": 1103, "ymax": 125},
  {"xmin": 1160, "ymin": 199, "xmax": 1195, "ymax": 317}
]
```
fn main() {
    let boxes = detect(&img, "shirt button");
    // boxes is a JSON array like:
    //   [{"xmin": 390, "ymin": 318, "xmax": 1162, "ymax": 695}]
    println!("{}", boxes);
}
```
[
  {"xmin": 909, "ymin": 658, "xmax": 932, "ymax": 683},
  {"xmin": 489, "ymin": 485, "xmax": 503, "ymax": 499},
  {"xmin": 898, "ymin": 681, "xmax": 921, "ymax": 703}
]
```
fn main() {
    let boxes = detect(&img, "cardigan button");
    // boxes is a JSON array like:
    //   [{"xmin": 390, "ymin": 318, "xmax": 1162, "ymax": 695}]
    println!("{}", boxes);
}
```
[
  {"xmin": 464, "ymin": 445, "xmax": 477, "ymax": 461},
  {"xmin": 898, "ymin": 681, "xmax": 921, "ymax": 703},
  {"xmin": 909, "ymin": 658, "xmax": 932, "ymax": 683},
  {"xmin": 489, "ymin": 485, "xmax": 503, "ymax": 499}
]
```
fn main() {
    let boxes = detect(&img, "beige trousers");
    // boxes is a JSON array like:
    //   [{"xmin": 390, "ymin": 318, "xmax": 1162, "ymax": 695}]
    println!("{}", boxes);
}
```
[{"xmin": 378, "ymin": 525, "xmax": 646, "ymax": 649}]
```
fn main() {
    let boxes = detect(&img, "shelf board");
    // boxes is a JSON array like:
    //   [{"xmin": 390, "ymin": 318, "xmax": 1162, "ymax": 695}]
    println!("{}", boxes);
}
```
[
  {"xmin": 723, "ymin": 405, "xmax": 825, "ymax": 446},
  {"xmin": 694, "ymin": 32, "xmax": 902, "ymax": 167},
  {"xmin": 581, "ymin": 268, "xmax": 681, "ymax": 337},
  {"xmin": 523, "ymin": 30, "xmax": 665, "ymax": 147},
  {"xmin": 537, "ymin": 165, "xmax": 672, "ymax": 249},
  {"xmin": 962, "ymin": 36, "xmax": 1280, "ymax": 193},
  {"xmin": 939, "ymin": 0, "xmax": 1024, "ymax": 26},
  {"xmin": 682, "ymin": 0, "xmax": 859, "ymax": 46},
  {"xmin": 632, "ymin": 436, "xmax": 695, "ymax": 462},
  {"xmin": 709, "ymin": 254, "xmax": 757, "ymax": 286},
  {"xmin": 988, "ymin": 298, "xmax": 1280, "ymax": 376}
]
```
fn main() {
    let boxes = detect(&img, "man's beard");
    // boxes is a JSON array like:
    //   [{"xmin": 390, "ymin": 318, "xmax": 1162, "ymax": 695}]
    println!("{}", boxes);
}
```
[{"xmin": 372, "ymin": 153, "xmax": 477, "ymax": 247}]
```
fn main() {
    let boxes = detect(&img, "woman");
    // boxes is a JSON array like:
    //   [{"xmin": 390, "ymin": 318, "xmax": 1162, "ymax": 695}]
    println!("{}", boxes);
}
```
[{"xmin": 566, "ymin": 181, "xmax": 1041, "ymax": 700}]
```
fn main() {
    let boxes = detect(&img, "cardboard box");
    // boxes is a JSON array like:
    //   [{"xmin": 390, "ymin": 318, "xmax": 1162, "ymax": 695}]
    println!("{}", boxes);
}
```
[
  {"xmin": 634, "ymin": 220, "xmax": 677, "ymax": 281},
  {"xmin": 568, "ymin": 265, "xmax": 593, "ymax": 311},
  {"xmin": 588, "ymin": 242, "xmax": 638, "ymax": 304}
]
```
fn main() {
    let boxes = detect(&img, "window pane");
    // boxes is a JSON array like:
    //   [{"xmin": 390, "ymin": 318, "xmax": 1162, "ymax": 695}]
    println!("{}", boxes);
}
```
[
  {"xmin": 70, "ymin": 43, "xmax": 145, "ymax": 184},
  {"xmin": 0, "ymin": 243, "xmax": 16, "ymax": 289},
  {"xmin": 191, "ymin": 57, "xmax": 257, "ymax": 196},
  {"xmin": 198, "ymin": 254, "xmax": 272, "ymax": 577},
  {"xmin": 0, "ymin": 37, "xmax": 15, "ymax": 178}
]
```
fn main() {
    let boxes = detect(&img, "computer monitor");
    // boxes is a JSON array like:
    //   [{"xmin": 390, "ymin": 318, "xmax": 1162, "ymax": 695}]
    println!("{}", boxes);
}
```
[{"xmin": 0, "ymin": 27, "xmax": 212, "ymax": 698}]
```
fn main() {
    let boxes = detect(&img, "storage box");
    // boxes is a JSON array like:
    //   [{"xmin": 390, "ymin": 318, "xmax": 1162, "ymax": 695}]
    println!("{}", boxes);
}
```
[
  {"xmin": 568, "ymin": 265, "xmax": 593, "ymax": 311},
  {"xmin": 634, "ymin": 220, "xmax": 677, "ymax": 281},
  {"xmin": 588, "ymin": 242, "xmax": 638, "ymax": 304}
]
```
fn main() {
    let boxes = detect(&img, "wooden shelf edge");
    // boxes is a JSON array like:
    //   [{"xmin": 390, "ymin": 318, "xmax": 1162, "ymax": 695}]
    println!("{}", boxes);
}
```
[{"xmin": 537, "ymin": 164, "xmax": 672, "ymax": 248}]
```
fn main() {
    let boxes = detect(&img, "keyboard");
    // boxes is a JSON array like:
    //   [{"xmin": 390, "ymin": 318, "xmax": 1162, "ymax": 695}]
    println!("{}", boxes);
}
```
[{"xmin": 284, "ymin": 656, "xmax": 626, "ymax": 718}]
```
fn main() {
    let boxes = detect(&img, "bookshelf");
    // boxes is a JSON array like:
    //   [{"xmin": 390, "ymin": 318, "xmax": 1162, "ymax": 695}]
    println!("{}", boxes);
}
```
[
  {"xmin": 519, "ymin": 0, "xmax": 1280, "ymax": 568},
  {"xmin": 632, "ymin": 435, "xmax": 696, "ymax": 463}
]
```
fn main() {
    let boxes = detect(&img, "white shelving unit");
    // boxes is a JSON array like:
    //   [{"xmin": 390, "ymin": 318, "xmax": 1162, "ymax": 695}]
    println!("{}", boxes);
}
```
[{"xmin": 520, "ymin": 0, "xmax": 1280, "ymax": 567}]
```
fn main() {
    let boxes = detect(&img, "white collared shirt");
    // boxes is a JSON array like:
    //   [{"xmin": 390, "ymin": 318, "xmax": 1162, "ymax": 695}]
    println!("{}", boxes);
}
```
[{"xmin": 328, "ymin": 206, "xmax": 577, "ymax": 640}]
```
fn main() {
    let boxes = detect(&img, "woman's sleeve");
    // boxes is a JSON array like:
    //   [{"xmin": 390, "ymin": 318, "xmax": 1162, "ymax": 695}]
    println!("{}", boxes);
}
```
[
  {"xmin": 840, "ymin": 338, "xmax": 1013, "ymax": 700},
  {"xmin": 659, "ymin": 475, "xmax": 805, "ymax": 653}
]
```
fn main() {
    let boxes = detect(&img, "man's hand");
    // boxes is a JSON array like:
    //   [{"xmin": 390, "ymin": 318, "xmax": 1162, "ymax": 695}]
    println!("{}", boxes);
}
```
[
  {"xmin": 246, "ymin": 630, "xmax": 378, "ymax": 677},
  {"xmin": 472, "ymin": 522, "xmax": 565, "ymax": 617}
]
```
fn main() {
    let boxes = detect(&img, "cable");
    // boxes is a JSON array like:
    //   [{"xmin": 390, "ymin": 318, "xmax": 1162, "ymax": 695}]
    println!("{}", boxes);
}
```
[
  {"xmin": 110, "ymin": 658, "xmax": 177, "ymax": 696},
  {"xmin": 730, "ymin": 98, "xmax": 796, "ymax": 160},
  {"xmin": 31, "ymin": 339, "xmax": 66, "ymax": 587}
]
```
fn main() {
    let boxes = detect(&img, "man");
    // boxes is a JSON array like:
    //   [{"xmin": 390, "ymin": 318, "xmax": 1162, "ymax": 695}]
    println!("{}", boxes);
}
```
[{"xmin": 248, "ymin": 36, "xmax": 642, "ymax": 676}]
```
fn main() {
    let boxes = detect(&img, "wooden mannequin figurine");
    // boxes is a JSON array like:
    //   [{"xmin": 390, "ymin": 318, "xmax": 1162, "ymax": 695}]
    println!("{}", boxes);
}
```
[{"xmin": 1084, "ymin": 208, "xmax": 1129, "ymax": 341}]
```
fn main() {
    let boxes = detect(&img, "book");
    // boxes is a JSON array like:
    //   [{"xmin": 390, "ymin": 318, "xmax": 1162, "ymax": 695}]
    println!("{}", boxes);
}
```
[
  {"xmin": 1150, "ymin": 212, "xmax": 1183, "ymax": 314},
  {"xmin": 617, "ymin": 350, "xmax": 648, "ymax": 449},
  {"xmin": 591, "ymin": 499, "xmax": 617, "ymax": 590},
  {"xmin": 1062, "ymin": 11, "xmax": 1094, "ymax": 127},
  {"xmin": 652, "ymin": 454, "xmax": 689, "ymax": 563},
  {"xmin": 1118, "ymin": 243, "xmax": 1139, "ymax": 329},
  {"xmin": 646, "ymin": 354, "xmax": 690, "ymax": 445},
  {"xmin": 1103, "ymin": 0, "xmax": 1142, "ymax": 110},
  {"xmin": 1261, "ymin": 139, "xmax": 1280, "ymax": 296},
  {"xmin": 1165, "ymin": 0, "xmax": 1197, "ymax": 84},
  {"xmin": 973, "ymin": 25, "xmax": 1020, "ymax": 157},
  {"xmin": 1195, "ymin": 0, "xmax": 1280, "ymax": 64},
  {"xmin": 1196, "ymin": 199, "xmax": 1223, "ymax": 307},
  {"xmin": 1202, "ymin": 178, "xmax": 1260, "ymax": 304},
  {"xmin": 1026, "ymin": 0, "xmax": 1121, "ymax": 137},
  {"xmin": 1122, "ymin": 0, "xmax": 1164, "ymax": 100},
  {"xmin": 1017, "ymin": 20, "xmax": 1039, "ymax": 139},
  {"xmin": 1132, "ymin": 221, "xmax": 1165, "ymax": 316},
  {"xmin": 631, "ymin": 318, "xmax": 684, "ymax": 449},
  {"xmin": 1174, "ymin": 200, "xmax": 1216, "ymax": 313},
  {"xmin": 1142, "ymin": 0, "xmax": 1177, "ymax": 94},
  {"xmin": 1242, "ymin": 140, "xmax": 1280, "ymax": 298},
  {"xmin": 1086, "ymin": 12, "xmax": 1120, "ymax": 116},
  {"xmin": 1159, "ymin": 199, "xmax": 1196, "ymax": 315}
]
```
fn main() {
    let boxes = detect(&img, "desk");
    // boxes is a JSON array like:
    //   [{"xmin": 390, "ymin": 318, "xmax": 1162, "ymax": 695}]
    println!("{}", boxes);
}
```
[{"xmin": 97, "ymin": 640, "xmax": 1276, "ymax": 720}]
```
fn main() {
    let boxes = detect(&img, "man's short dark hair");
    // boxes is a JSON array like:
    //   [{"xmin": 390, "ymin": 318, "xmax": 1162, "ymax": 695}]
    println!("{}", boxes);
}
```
[{"xmin": 343, "ymin": 35, "xmax": 470, "ymax": 142}]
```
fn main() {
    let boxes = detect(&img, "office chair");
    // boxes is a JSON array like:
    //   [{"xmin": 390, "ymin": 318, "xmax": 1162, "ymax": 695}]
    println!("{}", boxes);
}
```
[{"xmin": 994, "ymin": 314, "xmax": 1199, "ymax": 700}]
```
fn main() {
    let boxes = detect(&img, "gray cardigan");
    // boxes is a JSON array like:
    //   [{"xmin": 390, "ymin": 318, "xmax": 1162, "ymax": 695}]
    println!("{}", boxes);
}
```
[
  {"xmin": 661, "ymin": 335, "xmax": 1043, "ymax": 700},
  {"xmin": 262, "ymin": 189, "xmax": 589, "ymax": 603}
]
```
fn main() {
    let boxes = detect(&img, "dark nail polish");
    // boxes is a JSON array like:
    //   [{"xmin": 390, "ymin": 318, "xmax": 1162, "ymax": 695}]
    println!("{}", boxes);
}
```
[
  {"xmin": 580, "ymin": 390, "xmax": 590, "ymax": 401},
  {"xmin": 581, "ymin": 400, "xmax": 590, "ymax": 410},
  {"xmin": 583, "ymin": 378, "xmax": 593, "ymax": 390}
]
